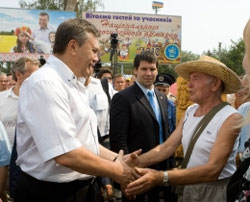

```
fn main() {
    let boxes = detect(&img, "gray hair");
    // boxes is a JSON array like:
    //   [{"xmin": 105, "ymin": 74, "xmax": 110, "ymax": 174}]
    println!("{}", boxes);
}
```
[{"xmin": 12, "ymin": 56, "xmax": 40, "ymax": 81}]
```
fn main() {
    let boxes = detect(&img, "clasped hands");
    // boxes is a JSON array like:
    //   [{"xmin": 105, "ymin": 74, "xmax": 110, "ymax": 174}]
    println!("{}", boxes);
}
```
[{"xmin": 114, "ymin": 149, "xmax": 162, "ymax": 198}]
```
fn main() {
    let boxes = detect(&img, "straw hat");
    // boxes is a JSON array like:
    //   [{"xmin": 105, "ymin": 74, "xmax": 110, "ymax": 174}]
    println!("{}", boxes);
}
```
[{"xmin": 175, "ymin": 55, "xmax": 241, "ymax": 94}]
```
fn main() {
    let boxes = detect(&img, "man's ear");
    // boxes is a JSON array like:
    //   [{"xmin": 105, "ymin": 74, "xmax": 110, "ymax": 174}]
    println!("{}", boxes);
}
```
[
  {"xmin": 68, "ymin": 39, "xmax": 77, "ymax": 56},
  {"xmin": 15, "ymin": 71, "xmax": 22, "ymax": 81},
  {"xmin": 212, "ymin": 78, "xmax": 222, "ymax": 92}
]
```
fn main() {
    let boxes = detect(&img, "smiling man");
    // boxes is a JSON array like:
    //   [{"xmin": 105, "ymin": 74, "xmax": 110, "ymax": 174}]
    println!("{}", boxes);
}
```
[
  {"xmin": 14, "ymin": 18, "xmax": 137, "ymax": 202},
  {"xmin": 110, "ymin": 51, "xmax": 176, "ymax": 202},
  {"xmin": 32, "ymin": 12, "xmax": 55, "ymax": 53}
]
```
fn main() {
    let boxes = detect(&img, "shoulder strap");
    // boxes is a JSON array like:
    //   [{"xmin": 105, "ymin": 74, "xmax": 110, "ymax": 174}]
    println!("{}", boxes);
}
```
[
  {"xmin": 101, "ymin": 78, "xmax": 111, "ymax": 104},
  {"xmin": 180, "ymin": 102, "xmax": 229, "ymax": 169}
]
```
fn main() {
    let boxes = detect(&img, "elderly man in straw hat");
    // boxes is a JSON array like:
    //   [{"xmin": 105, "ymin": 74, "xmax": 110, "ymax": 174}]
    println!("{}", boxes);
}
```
[{"xmin": 124, "ymin": 56, "xmax": 242, "ymax": 202}]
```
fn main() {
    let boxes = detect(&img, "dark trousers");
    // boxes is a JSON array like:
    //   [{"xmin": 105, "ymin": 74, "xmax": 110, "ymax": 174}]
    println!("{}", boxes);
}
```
[
  {"xmin": 14, "ymin": 171, "xmax": 100, "ymax": 202},
  {"xmin": 122, "ymin": 186, "xmax": 177, "ymax": 202}
]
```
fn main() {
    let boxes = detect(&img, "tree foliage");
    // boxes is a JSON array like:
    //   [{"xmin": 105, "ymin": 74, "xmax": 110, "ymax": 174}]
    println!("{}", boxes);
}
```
[
  {"xmin": 19, "ymin": 0, "xmax": 103, "ymax": 15},
  {"xmin": 203, "ymin": 39, "xmax": 245, "ymax": 76},
  {"xmin": 19, "ymin": 0, "xmax": 64, "ymax": 10}
]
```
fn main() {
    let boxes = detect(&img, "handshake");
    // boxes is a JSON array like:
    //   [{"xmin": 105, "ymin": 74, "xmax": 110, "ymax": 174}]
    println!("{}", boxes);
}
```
[{"xmin": 111, "ymin": 149, "xmax": 165, "ymax": 198}]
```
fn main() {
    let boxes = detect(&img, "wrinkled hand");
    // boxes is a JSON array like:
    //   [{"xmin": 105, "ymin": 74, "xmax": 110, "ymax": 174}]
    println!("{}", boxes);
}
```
[
  {"xmin": 121, "ymin": 184, "xmax": 136, "ymax": 200},
  {"xmin": 125, "ymin": 167, "xmax": 162, "ymax": 196},
  {"xmin": 113, "ymin": 150, "xmax": 141, "ymax": 187},
  {"xmin": 101, "ymin": 184, "xmax": 113, "ymax": 200},
  {"xmin": 123, "ymin": 149, "xmax": 142, "ymax": 168}
]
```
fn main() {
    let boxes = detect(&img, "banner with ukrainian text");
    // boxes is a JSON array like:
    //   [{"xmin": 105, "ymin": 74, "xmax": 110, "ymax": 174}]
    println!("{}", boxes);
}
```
[{"xmin": 82, "ymin": 11, "xmax": 182, "ymax": 64}]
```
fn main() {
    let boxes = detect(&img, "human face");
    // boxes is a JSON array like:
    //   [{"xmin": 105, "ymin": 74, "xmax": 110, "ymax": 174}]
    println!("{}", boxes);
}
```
[
  {"xmin": 155, "ymin": 85, "xmax": 169, "ymax": 96},
  {"xmin": 74, "ymin": 33, "xmax": 100, "ymax": 78},
  {"xmin": 39, "ymin": 15, "xmax": 49, "ymax": 29},
  {"xmin": 49, "ymin": 32, "xmax": 55, "ymax": 43},
  {"xmin": 17, "ymin": 61, "xmax": 39, "ymax": 85},
  {"xmin": 101, "ymin": 73, "xmax": 112, "ymax": 83},
  {"xmin": 6, "ymin": 75, "xmax": 12, "ymax": 89},
  {"xmin": 134, "ymin": 61, "xmax": 158, "ymax": 89},
  {"xmin": 188, "ymin": 72, "xmax": 215, "ymax": 103},
  {"xmin": 8, "ymin": 76, "xmax": 17, "ymax": 88},
  {"xmin": 18, "ymin": 32, "xmax": 29, "ymax": 44},
  {"xmin": 114, "ymin": 76, "xmax": 126, "ymax": 91},
  {"xmin": 0, "ymin": 74, "xmax": 7, "ymax": 91}
]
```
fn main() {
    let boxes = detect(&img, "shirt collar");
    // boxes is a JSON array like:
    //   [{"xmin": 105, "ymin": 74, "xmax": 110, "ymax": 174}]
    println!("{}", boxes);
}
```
[
  {"xmin": 39, "ymin": 26, "xmax": 48, "ymax": 30},
  {"xmin": 136, "ymin": 81, "xmax": 155, "ymax": 97},
  {"xmin": 0, "ymin": 87, "xmax": 18, "ymax": 99},
  {"xmin": 46, "ymin": 55, "xmax": 86, "ymax": 86}
]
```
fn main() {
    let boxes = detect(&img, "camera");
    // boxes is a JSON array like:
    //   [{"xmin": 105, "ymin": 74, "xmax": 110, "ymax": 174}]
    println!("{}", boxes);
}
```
[
  {"xmin": 111, "ymin": 32, "xmax": 118, "ymax": 39},
  {"xmin": 39, "ymin": 55, "xmax": 46, "ymax": 67},
  {"xmin": 110, "ymin": 32, "xmax": 118, "ymax": 49}
]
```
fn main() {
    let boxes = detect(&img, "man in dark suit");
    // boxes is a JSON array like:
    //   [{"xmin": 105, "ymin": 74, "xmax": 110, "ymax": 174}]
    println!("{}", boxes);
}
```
[{"xmin": 110, "ymin": 51, "xmax": 176, "ymax": 202}]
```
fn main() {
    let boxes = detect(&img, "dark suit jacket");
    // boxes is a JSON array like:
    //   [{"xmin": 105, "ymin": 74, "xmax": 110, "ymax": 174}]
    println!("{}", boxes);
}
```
[{"xmin": 110, "ymin": 83, "xmax": 175, "ymax": 170}]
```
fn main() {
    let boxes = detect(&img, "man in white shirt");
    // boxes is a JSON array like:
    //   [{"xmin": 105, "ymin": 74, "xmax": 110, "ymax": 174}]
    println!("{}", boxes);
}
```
[
  {"xmin": 32, "ymin": 12, "xmax": 55, "ymax": 53},
  {"xmin": 86, "ymin": 76, "xmax": 111, "ymax": 139},
  {"xmin": 0, "ymin": 57, "xmax": 39, "ymax": 147},
  {"xmin": 0, "ymin": 72, "xmax": 8, "ymax": 92},
  {"xmin": 15, "ymin": 18, "xmax": 137, "ymax": 202},
  {"xmin": 85, "ymin": 72, "xmax": 115, "ymax": 201},
  {"xmin": 0, "ymin": 121, "xmax": 11, "ymax": 202}
]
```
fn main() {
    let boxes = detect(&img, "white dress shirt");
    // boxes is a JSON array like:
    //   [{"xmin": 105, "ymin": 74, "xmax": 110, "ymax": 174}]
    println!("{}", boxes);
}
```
[
  {"xmin": 86, "ymin": 77, "xmax": 110, "ymax": 137},
  {"xmin": 0, "ymin": 87, "xmax": 18, "ymax": 147},
  {"xmin": 32, "ymin": 24, "xmax": 55, "ymax": 52},
  {"xmin": 33, "ymin": 24, "xmax": 55, "ymax": 44},
  {"xmin": 16, "ymin": 55, "xmax": 99, "ymax": 182},
  {"xmin": 0, "ymin": 120, "xmax": 11, "ymax": 166}
]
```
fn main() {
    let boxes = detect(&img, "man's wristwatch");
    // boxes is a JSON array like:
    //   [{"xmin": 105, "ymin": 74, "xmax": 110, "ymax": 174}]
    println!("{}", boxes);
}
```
[{"xmin": 163, "ymin": 171, "xmax": 170, "ymax": 186}]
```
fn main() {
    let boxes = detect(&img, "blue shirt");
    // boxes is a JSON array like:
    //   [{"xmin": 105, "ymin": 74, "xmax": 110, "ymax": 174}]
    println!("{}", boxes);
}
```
[
  {"xmin": 238, "ymin": 102, "xmax": 250, "ymax": 153},
  {"xmin": 168, "ymin": 99, "xmax": 176, "ymax": 133},
  {"xmin": 0, "ymin": 121, "xmax": 11, "ymax": 166}
]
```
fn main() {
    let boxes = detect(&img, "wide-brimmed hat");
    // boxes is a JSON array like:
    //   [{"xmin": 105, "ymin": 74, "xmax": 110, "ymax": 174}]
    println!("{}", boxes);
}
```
[{"xmin": 175, "ymin": 56, "xmax": 241, "ymax": 94}]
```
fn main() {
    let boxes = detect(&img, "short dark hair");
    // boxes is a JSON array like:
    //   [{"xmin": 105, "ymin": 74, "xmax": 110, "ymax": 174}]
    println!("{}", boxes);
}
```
[
  {"xmin": 97, "ymin": 68, "xmax": 113, "ymax": 79},
  {"xmin": 134, "ymin": 51, "xmax": 158, "ymax": 69},
  {"xmin": 39, "ymin": 12, "xmax": 49, "ymax": 20},
  {"xmin": 53, "ymin": 18, "xmax": 100, "ymax": 54}
]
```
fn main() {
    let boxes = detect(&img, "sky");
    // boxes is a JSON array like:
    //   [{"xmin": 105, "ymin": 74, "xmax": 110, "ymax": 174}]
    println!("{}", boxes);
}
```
[{"xmin": 0, "ymin": 0, "xmax": 249, "ymax": 55}]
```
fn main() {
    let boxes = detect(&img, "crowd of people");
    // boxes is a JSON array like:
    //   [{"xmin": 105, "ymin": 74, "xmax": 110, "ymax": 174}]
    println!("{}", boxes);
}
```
[{"xmin": 0, "ymin": 16, "xmax": 250, "ymax": 202}]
